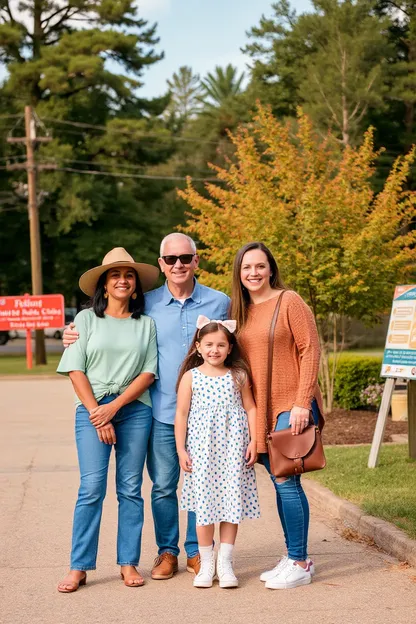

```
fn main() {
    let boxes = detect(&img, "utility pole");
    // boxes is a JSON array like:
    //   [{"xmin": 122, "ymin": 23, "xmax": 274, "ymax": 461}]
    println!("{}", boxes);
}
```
[{"xmin": 7, "ymin": 106, "xmax": 55, "ymax": 365}]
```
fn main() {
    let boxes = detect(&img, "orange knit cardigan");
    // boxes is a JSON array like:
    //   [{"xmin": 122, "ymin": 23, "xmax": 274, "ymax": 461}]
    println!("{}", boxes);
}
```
[{"xmin": 239, "ymin": 291, "xmax": 324, "ymax": 454}]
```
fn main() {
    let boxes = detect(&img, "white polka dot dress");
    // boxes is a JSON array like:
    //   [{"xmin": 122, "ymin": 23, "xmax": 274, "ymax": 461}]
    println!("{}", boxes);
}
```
[{"xmin": 180, "ymin": 368, "xmax": 260, "ymax": 526}]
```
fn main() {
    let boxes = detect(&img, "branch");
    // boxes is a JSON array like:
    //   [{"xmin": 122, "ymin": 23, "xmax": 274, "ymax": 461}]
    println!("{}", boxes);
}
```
[
  {"xmin": 354, "ymin": 102, "xmax": 369, "ymax": 126},
  {"xmin": 348, "ymin": 73, "xmax": 377, "ymax": 122},
  {"xmin": 312, "ymin": 72, "xmax": 342, "ymax": 131},
  {"xmin": 4, "ymin": 0, "xmax": 16, "ymax": 24},
  {"xmin": 43, "ymin": 7, "xmax": 85, "ymax": 35},
  {"xmin": 385, "ymin": 1, "xmax": 409, "ymax": 17},
  {"xmin": 41, "ymin": 5, "xmax": 71, "ymax": 26},
  {"xmin": 51, "ymin": 84, "xmax": 97, "ymax": 100}
]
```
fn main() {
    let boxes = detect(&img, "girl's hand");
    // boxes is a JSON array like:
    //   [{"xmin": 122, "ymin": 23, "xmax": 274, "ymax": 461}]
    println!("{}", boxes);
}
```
[
  {"xmin": 178, "ymin": 450, "xmax": 192, "ymax": 472},
  {"xmin": 89, "ymin": 403, "xmax": 117, "ymax": 428},
  {"xmin": 289, "ymin": 405, "xmax": 311, "ymax": 435},
  {"xmin": 97, "ymin": 423, "xmax": 116, "ymax": 445},
  {"xmin": 245, "ymin": 440, "xmax": 257, "ymax": 467}
]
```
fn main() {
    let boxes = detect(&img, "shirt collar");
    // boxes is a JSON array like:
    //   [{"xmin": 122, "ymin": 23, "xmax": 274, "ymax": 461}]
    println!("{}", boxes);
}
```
[{"xmin": 162, "ymin": 279, "xmax": 201, "ymax": 305}]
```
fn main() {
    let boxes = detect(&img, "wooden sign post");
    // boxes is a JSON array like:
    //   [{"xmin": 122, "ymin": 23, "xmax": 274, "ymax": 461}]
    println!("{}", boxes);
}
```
[
  {"xmin": 368, "ymin": 285, "xmax": 416, "ymax": 467},
  {"xmin": 408, "ymin": 381, "xmax": 416, "ymax": 460}
]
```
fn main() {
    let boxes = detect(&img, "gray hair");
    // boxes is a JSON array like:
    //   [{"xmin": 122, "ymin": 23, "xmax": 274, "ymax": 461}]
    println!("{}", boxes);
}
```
[{"xmin": 159, "ymin": 233, "xmax": 197, "ymax": 257}]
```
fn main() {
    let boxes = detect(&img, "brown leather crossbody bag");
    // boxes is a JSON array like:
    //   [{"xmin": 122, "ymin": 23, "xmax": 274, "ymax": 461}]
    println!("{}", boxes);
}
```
[{"xmin": 266, "ymin": 291, "xmax": 326, "ymax": 478}]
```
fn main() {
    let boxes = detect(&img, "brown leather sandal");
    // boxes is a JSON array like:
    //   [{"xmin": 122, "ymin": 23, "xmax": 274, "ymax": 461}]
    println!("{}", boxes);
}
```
[
  {"xmin": 57, "ymin": 573, "xmax": 87, "ymax": 593},
  {"xmin": 120, "ymin": 568, "xmax": 145, "ymax": 587}
]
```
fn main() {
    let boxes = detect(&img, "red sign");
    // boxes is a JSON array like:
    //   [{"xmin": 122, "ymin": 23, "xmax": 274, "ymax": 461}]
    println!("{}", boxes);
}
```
[{"xmin": 0, "ymin": 294, "xmax": 65, "ymax": 331}]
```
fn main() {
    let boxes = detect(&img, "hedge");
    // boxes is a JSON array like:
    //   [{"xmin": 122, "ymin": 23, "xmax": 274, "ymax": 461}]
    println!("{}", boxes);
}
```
[{"xmin": 332, "ymin": 356, "xmax": 383, "ymax": 410}]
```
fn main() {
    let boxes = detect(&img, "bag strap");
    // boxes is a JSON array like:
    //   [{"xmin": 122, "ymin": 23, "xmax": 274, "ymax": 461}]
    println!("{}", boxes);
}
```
[{"xmin": 266, "ymin": 291, "xmax": 285, "ymax": 432}]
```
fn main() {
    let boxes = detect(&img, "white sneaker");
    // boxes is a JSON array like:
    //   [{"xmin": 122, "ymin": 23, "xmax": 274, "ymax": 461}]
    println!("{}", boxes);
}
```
[
  {"xmin": 193, "ymin": 551, "xmax": 216, "ymax": 588},
  {"xmin": 265, "ymin": 558, "xmax": 312, "ymax": 590},
  {"xmin": 260, "ymin": 556, "xmax": 315, "ymax": 582},
  {"xmin": 217, "ymin": 553, "xmax": 238, "ymax": 588}
]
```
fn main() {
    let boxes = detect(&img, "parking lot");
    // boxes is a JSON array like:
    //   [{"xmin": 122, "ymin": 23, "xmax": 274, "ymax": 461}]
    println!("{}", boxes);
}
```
[{"xmin": 0, "ymin": 337, "xmax": 64, "ymax": 356}]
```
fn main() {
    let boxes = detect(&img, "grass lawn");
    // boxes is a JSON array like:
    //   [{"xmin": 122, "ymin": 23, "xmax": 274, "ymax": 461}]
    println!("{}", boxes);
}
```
[
  {"xmin": 340, "ymin": 348, "xmax": 383, "ymax": 359},
  {"xmin": 0, "ymin": 354, "xmax": 61, "ymax": 375},
  {"xmin": 307, "ymin": 445, "xmax": 416, "ymax": 539}
]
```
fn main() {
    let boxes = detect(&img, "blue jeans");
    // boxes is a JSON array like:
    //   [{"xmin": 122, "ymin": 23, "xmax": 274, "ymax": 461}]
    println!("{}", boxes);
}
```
[
  {"xmin": 261, "ymin": 400, "xmax": 320, "ymax": 561},
  {"xmin": 147, "ymin": 419, "xmax": 198, "ymax": 558},
  {"xmin": 70, "ymin": 395, "xmax": 152, "ymax": 570}
]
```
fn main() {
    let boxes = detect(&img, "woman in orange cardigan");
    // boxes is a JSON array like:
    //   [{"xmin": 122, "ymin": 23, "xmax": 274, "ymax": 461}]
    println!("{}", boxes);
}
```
[{"xmin": 230, "ymin": 242, "xmax": 324, "ymax": 590}]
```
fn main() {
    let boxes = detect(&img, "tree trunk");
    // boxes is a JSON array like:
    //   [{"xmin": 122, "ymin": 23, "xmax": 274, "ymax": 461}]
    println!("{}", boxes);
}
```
[
  {"xmin": 31, "ymin": 0, "xmax": 43, "ymax": 104},
  {"xmin": 404, "ymin": 37, "xmax": 415, "ymax": 152},
  {"xmin": 340, "ymin": 48, "xmax": 350, "ymax": 147},
  {"xmin": 33, "ymin": 1, "xmax": 43, "ymax": 60},
  {"xmin": 317, "ymin": 320, "xmax": 331, "ymax": 413},
  {"xmin": 317, "ymin": 314, "xmax": 345, "ymax": 413}
]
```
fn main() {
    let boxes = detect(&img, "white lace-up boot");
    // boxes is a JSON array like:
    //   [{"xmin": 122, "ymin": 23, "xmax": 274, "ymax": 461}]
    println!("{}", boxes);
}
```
[
  {"xmin": 217, "ymin": 544, "xmax": 238, "ymax": 588},
  {"xmin": 193, "ymin": 547, "xmax": 216, "ymax": 588},
  {"xmin": 260, "ymin": 556, "xmax": 315, "ymax": 582}
]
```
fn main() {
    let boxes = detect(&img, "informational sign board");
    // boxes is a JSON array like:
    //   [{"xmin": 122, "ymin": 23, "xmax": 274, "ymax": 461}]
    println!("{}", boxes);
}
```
[
  {"xmin": 381, "ymin": 285, "xmax": 416, "ymax": 381},
  {"xmin": 0, "ymin": 294, "xmax": 65, "ymax": 331}
]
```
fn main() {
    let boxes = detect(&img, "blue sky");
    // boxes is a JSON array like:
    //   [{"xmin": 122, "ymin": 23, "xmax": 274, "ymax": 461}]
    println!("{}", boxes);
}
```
[
  {"xmin": 0, "ymin": 1, "xmax": 312, "ymax": 97},
  {"xmin": 138, "ymin": 0, "xmax": 312, "ymax": 98}
]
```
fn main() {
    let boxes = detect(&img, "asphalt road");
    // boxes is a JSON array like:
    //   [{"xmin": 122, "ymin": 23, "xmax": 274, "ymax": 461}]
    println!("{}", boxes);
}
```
[
  {"xmin": 0, "ymin": 338, "xmax": 64, "ymax": 355},
  {"xmin": 1, "ymin": 378, "xmax": 416, "ymax": 624}
]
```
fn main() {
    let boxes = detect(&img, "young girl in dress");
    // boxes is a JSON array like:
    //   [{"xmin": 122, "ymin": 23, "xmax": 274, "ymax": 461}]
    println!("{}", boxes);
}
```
[{"xmin": 175, "ymin": 315, "xmax": 260, "ymax": 589}]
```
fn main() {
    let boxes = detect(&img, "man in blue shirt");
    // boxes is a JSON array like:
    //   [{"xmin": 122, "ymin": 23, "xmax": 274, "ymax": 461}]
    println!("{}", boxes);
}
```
[
  {"xmin": 146, "ymin": 233, "xmax": 229, "ymax": 580},
  {"xmin": 63, "ymin": 233, "xmax": 229, "ymax": 580}
]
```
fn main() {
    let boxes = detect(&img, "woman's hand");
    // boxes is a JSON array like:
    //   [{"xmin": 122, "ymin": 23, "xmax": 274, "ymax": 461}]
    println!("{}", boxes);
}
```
[
  {"xmin": 178, "ymin": 450, "xmax": 192, "ymax": 472},
  {"xmin": 63, "ymin": 322, "xmax": 79, "ymax": 348},
  {"xmin": 289, "ymin": 405, "xmax": 311, "ymax": 435},
  {"xmin": 245, "ymin": 440, "xmax": 257, "ymax": 467},
  {"xmin": 89, "ymin": 403, "xmax": 118, "ymax": 428},
  {"xmin": 97, "ymin": 423, "xmax": 116, "ymax": 445}
]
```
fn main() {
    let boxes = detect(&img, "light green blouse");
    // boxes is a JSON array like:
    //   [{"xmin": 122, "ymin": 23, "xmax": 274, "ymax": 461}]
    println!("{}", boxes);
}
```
[{"xmin": 57, "ymin": 308, "xmax": 158, "ymax": 407}]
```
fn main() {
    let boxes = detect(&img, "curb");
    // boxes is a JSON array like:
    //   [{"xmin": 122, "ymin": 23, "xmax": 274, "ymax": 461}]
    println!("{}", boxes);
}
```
[{"xmin": 303, "ymin": 478, "xmax": 416, "ymax": 567}]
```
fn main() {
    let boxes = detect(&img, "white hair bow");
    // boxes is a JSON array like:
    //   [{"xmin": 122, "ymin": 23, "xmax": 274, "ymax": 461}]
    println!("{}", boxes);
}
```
[{"xmin": 196, "ymin": 315, "xmax": 237, "ymax": 334}]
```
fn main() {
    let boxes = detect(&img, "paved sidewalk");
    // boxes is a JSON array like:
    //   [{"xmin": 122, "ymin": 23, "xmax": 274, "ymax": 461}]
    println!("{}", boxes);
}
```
[{"xmin": 1, "ymin": 379, "xmax": 415, "ymax": 624}]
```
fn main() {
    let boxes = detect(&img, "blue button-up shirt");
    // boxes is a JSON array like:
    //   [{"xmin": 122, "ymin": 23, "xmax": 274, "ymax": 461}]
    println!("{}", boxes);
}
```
[{"xmin": 145, "ymin": 280, "xmax": 230, "ymax": 424}]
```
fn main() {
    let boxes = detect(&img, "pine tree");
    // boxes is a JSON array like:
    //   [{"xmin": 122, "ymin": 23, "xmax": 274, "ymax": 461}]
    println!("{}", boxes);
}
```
[
  {"xmin": 165, "ymin": 66, "xmax": 202, "ymax": 130},
  {"xmin": 0, "ymin": 1, "xmax": 173, "ymax": 300},
  {"xmin": 244, "ymin": 0, "xmax": 389, "ymax": 145}
]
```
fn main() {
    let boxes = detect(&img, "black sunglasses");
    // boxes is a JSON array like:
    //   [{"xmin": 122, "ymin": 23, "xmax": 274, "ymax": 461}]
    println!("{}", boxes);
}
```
[{"xmin": 162, "ymin": 254, "xmax": 195, "ymax": 266}]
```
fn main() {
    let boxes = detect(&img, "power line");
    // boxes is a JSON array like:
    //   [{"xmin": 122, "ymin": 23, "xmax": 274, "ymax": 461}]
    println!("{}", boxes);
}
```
[
  {"xmin": 0, "ymin": 205, "xmax": 25, "ymax": 213},
  {"xmin": 37, "ymin": 165, "xmax": 222, "ymax": 183},
  {"xmin": 0, "ymin": 161, "xmax": 221, "ymax": 182},
  {"xmin": 38, "ymin": 157, "xmax": 215, "ymax": 176},
  {"xmin": 0, "ymin": 155, "xmax": 26, "ymax": 162},
  {"xmin": 42, "ymin": 116, "xmax": 221, "ymax": 146}
]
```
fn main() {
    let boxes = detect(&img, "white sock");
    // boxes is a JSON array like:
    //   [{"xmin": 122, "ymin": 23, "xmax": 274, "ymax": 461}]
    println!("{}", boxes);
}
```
[
  {"xmin": 220, "ymin": 543, "xmax": 234, "ymax": 559},
  {"xmin": 199, "ymin": 545, "xmax": 213, "ymax": 563}
]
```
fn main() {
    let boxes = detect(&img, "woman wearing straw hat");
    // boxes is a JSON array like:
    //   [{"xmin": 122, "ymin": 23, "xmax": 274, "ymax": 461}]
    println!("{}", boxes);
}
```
[{"xmin": 57, "ymin": 248, "xmax": 159, "ymax": 592}]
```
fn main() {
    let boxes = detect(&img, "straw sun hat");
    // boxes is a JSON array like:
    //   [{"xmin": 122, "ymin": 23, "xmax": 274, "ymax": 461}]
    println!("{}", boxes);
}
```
[{"xmin": 79, "ymin": 247, "xmax": 159, "ymax": 297}]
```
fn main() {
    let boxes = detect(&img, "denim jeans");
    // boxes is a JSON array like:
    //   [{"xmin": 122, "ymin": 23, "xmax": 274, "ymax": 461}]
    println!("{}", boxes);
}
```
[
  {"xmin": 261, "ymin": 400, "xmax": 320, "ymax": 561},
  {"xmin": 70, "ymin": 395, "xmax": 152, "ymax": 570},
  {"xmin": 147, "ymin": 419, "xmax": 198, "ymax": 558}
]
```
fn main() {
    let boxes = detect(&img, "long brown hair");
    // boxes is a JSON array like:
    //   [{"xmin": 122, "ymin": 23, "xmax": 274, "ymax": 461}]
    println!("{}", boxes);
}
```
[
  {"xmin": 176, "ymin": 322, "xmax": 251, "ymax": 391},
  {"xmin": 230, "ymin": 242, "xmax": 285, "ymax": 331}
]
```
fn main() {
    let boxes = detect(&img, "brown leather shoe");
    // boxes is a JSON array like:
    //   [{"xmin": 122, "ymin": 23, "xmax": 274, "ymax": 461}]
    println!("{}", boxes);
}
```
[
  {"xmin": 151, "ymin": 552, "xmax": 178, "ymax": 580},
  {"xmin": 186, "ymin": 554, "xmax": 201, "ymax": 575}
]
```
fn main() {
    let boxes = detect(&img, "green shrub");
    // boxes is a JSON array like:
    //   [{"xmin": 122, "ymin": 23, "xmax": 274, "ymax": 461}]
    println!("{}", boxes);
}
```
[{"xmin": 333, "ymin": 356, "xmax": 383, "ymax": 409}]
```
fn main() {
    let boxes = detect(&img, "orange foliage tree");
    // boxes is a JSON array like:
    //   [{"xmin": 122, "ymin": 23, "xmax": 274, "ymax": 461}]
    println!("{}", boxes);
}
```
[{"xmin": 178, "ymin": 105, "xmax": 416, "ymax": 412}]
